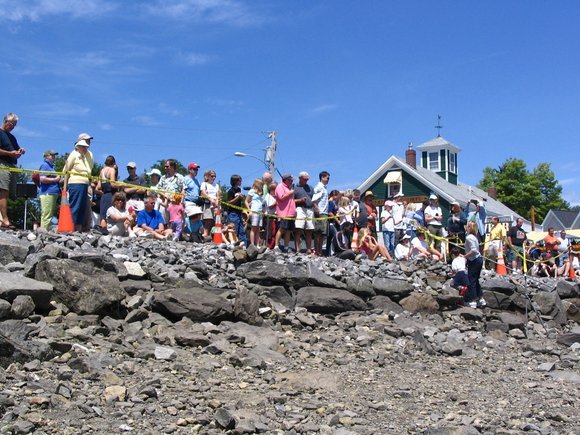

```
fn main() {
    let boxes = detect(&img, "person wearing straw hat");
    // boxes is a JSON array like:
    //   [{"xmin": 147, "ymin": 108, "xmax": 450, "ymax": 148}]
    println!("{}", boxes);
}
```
[
  {"xmin": 38, "ymin": 149, "xmax": 61, "ymax": 230},
  {"xmin": 63, "ymin": 138, "xmax": 94, "ymax": 232}
]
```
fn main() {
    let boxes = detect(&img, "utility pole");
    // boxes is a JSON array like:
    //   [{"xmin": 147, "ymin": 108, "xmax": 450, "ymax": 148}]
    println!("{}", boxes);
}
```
[{"xmin": 265, "ymin": 130, "xmax": 277, "ymax": 175}]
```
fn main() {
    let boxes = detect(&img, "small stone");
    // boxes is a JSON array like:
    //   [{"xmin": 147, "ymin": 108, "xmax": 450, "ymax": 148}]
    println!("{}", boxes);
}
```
[
  {"xmin": 104, "ymin": 385, "xmax": 127, "ymax": 403},
  {"xmin": 154, "ymin": 346, "xmax": 177, "ymax": 361}
]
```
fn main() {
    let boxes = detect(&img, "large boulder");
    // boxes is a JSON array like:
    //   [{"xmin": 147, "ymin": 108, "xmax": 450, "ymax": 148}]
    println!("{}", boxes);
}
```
[
  {"xmin": 0, "ymin": 272, "xmax": 54, "ymax": 310},
  {"xmin": 555, "ymin": 280, "xmax": 579, "ymax": 299},
  {"xmin": 372, "ymin": 277, "xmax": 413, "ymax": 300},
  {"xmin": 533, "ymin": 290, "xmax": 568, "ymax": 326},
  {"xmin": 0, "ymin": 233, "xmax": 30, "ymax": 265},
  {"xmin": 34, "ymin": 259, "xmax": 127, "ymax": 315},
  {"xmin": 296, "ymin": 286, "xmax": 367, "ymax": 313},
  {"xmin": 0, "ymin": 320, "xmax": 54, "ymax": 367},
  {"xmin": 481, "ymin": 277, "xmax": 517, "ymax": 295},
  {"xmin": 399, "ymin": 292, "xmax": 439, "ymax": 314},
  {"xmin": 236, "ymin": 260, "xmax": 344, "ymax": 289},
  {"xmin": 151, "ymin": 287, "xmax": 234, "ymax": 322}
]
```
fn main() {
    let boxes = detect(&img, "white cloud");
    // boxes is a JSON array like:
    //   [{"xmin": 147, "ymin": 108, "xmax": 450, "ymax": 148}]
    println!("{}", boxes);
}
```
[
  {"xmin": 145, "ymin": 0, "xmax": 263, "ymax": 26},
  {"xmin": 181, "ymin": 52, "xmax": 213, "ymax": 66},
  {"xmin": 31, "ymin": 102, "xmax": 91, "ymax": 118},
  {"xmin": 14, "ymin": 127, "xmax": 44, "ymax": 138},
  {"xmin": 310, "ymin": 104, "xmax": 338, "ymax": 114},
  {"xmin": 100, "ymin": 123, "xmax": 113, "ymax": 131},
  {"xmin": 205, "ymin": 97, "xmax": 244, "ymax": 107},
  {"xmin": 132, "ymin": 116, "xmax": 161, "ymax": 127},
  {"xmin": 0, "ymin": 0, "xmax": 117, "ymax": 22},
  {"xmin": 158, "ymin": 103, "xmax": 182, "ymax": 117}
]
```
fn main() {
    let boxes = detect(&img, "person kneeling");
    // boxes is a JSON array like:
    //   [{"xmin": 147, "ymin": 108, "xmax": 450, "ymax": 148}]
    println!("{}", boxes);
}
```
[{"xmin": 135, "ymin": 193, "xmax": 173, "ymax": 240}]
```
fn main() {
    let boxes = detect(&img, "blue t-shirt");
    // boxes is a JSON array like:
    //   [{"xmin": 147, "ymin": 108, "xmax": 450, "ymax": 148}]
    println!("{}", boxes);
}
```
[
  {"xmin": 137, "ymin": 209, "xmax": 165, "ymax": 229},
  {"xmin": 184, "ymin": 176, "xmax": 201, "ymax": 202},
  {"xmin": 248, "ymin": 188, "xmax": 263, "ymax": 212},
  {"xmin": 38, "ymin": 160, "xmax": 60, "ymax": 195}
]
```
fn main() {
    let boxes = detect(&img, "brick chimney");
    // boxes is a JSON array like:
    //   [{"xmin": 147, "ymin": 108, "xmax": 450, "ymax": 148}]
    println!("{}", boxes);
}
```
[
  {"xmin": 487, "ymin": 186, "xmax": 497, "ymax": 199},
  {"xmin": 405, "ymin": 142, "xmax": 416, "ymax": 169}
]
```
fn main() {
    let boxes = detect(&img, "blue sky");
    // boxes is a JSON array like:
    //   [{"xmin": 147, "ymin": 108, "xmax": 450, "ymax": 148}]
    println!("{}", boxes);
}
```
[{"xmin": 2, "ymin": 0, "xmax": 579, "ymax": 206}]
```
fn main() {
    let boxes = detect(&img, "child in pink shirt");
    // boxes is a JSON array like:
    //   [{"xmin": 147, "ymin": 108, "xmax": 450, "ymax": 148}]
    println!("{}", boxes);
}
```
[{"xmin": 165, "ymin": 194, "xmax": 185, "ymax": 241}]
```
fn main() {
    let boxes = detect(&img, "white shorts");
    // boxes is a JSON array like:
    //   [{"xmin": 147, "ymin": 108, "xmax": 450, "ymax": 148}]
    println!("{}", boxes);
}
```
[
  {"xmin": 250, "ymin": 212, "xmax": 262, "ymax": 227},
  {"xmin": 487, "ymin": 240, "xmax": 501, "ymax": 257},
  {"xmin": 295, "ymin": 207, "xmax": 314, "ymax": 230}
]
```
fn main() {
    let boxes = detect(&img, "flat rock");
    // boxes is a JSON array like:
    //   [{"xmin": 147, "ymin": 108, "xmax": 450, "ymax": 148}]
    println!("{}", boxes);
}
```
[
  {"xmin": 296, "ymin": 286, "xmax": 367, "ymax": 313},
  {"xmin": 0, "ymin": 273, "xmax": 54, "ymax": 310},
  {"xmin": 151, "ymin": 287, "xmax": 234, "ymax": 322}
]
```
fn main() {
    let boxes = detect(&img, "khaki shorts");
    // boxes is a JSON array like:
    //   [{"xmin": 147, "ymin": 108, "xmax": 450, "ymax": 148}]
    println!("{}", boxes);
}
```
[
  {"xmin": 295, "ymin": 207, "xmax": 314, "ymax": 230},
  {"xmin": 314, "ymin": 216, "xmax": 328, "ymax": 235},
  {"xmin": 0, "ymin": 164, "xmax": 17, "ymax": 195}
]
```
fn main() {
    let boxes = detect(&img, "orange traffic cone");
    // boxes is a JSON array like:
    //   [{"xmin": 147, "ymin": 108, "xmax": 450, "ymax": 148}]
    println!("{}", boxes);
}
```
[
  {"xmin": 351, "ymin": 227, "xmax": 359, "ymax": 251},
  {"xmin": 569, "ymin": 266, "xmax": 576, "ymax": 279},
  {"xmin": 496, "ymin": 244, "xmax": 507, "ymax": 275},
  {"xmin": 58, "ymin": 190, "xmax": 74, "ymax": 233},
  {"xmin": 212, "ymin": 208, "xmax": 223, "ymax": 244}
]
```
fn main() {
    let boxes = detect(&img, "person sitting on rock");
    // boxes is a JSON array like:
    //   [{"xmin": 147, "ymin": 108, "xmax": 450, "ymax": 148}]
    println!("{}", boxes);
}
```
[
  {"xmin": 331, "ymin": 221, "xmax": 358, "ymax": 260},
  {"xmin": 410, "ymin": 230, "xmax": 443, "ymax": 261},
  {"xmin": 106, "ymin": 192, "xmax": 135, "ymax": 237},
  {"xmin": 135, "ymin": 193, "xmax": 173, "ymax": 240},
  {"xmin": 183, "ymin": 204, "xmax": 204, "ymax": 243},
  {"xmin": 394, "ymin": 234, "xmax": 411, "ymax": 260},
  {"xmin": 450, "ymin": 247, "xmax": 469, "ymax": 296},
  {"xmin": 358, "ymin": 227, "xmax": 392, "ymax": 261}
]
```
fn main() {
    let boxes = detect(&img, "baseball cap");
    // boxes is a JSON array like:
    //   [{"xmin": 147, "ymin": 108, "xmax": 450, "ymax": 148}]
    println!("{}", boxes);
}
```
[
  {"xmin": 43, "ymin": 149, "xmax": 58, "ymax": 157},
  {"xmin": 126, "ymin": 162, "xmax": 137, "ymax": 169},
  {"xmin": 147, "ymin": 168, "xmax": 162, "ymax": 177},
  {"xmin": 77, "ymin": 133, "xmax": 93, "ymax": 141},
  {"xmin": 188, "ymin": 162, "xmax": 201, "ymax": 170},
  {"xmin": 364, "ymin": 191, "xmax": 375, "ymax": 198},
  {"xmin": 75, "ymin": 139, "xmax": 90, "ymax": 147},
  {"xmin": 402, "ymin": 234, "xmax": 411, "ymax": 240},
  {"xmin": 281, "ymin": 173, "xmax": 293, "ymax": 181},
  {"xmin": 429, "ymin": 194, "xmax": 438, "ymax": 200},
  {"xmin": 384, "ymin": 200, "xmax": 395, "ymax": 207},
  {"xmin": 393, "ymin": 192, "xmax": 404, "ymax": 198},
  {"xmin": 450, "ymin": 200, "xmax": 460, "ymax": 206}
]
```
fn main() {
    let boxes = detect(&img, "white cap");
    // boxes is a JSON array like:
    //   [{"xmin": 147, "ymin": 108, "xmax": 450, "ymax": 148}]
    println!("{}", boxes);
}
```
[
  {"xmin": 147, "ymin": 168, "xmax": 162, "ymax": 177},
  {"xmin": 429, "ymin": 194, "xmax": 438, "ymax": 200},
  {"xmin": 393, "ymin": 192, "xmax": 404, "ymax": 198},
  {"xmin": 75, "ymin": 139, "xmax": 90, "ymax": 147},
  {"xmin": 77, "ymin": 133, "xmax": 93, "ymax": 141},
  {"xmin": 185, "ymin": 205, "xmax": 203, "ymax": 217},
  {"xmin": 402, "ymin": 234, "xmax": 411, "ymax": 240}
]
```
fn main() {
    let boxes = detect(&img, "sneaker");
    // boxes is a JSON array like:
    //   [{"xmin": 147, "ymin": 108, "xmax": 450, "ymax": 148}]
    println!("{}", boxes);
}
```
[
  {"xmin": 140, "ymin": 232, "xmax": 154, "ymax": 239},
  {"xmin": 465, "ymin": 301, "xmax": 477, "ymax": 309},
  {"xmin": 354, "ymin": 253, "xmax": 364, "ymax": 262},
  {"xmin": 477, "ymin": 298, "xmax": 487, "ymax": 308}
]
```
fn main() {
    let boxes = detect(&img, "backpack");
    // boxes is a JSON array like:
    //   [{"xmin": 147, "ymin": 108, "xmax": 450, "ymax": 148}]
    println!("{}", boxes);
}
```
[{"xmin": 32, "ymin": 172, "xmax": 40, "ymax": 188}]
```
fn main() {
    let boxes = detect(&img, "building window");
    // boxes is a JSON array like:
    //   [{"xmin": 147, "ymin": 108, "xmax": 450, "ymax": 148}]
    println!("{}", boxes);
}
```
[
  {"xmin": 449, "ymin": 152, "xmax": 456, "ymax": 173},
  {"xmin": 388, "ymin": 183, "xmax": 401, "ymax": 197},
  {"xmin": 428, "ymin": 152, "xmax": 439, "ymax": 171}
]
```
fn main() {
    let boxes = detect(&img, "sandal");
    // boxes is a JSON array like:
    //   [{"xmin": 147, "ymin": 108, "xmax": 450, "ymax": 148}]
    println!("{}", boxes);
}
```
[{"xmin": 0, "ymin": 223, "xmax": 16, "ymax": 230}]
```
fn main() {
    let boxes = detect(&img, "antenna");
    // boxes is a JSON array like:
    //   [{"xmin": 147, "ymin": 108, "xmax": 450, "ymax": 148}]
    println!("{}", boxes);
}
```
[{"xmin": 435, "ymin": 114, "xmax": 443, "ymax": 137}]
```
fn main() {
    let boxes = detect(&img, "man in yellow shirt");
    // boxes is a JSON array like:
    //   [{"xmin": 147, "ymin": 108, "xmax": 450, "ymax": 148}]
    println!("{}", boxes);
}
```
[{"xmin": 485, "ymin": 216, "xmax": 506, "ymax": 269}]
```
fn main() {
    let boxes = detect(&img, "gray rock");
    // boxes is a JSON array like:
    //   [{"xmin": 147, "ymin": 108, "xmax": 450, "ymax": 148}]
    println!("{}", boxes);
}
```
[
  {"xmin": 481, "ymin": 277, "xmax": 517, "ymax": 294},
  {"xmin": 234, "ymin": 287, "xmax": 262, "ymax": 325},
  {"xmin": 367, "ymin": 295, "xmax": 404, "ymax": 314},
  {"xmin": 555, "ymin": 280, "xmax": 579, "ymax": 299},
  {"xmin": 0, "ymin": 232, "xmax": 31, "ymax": 265},
  {"xmin": 483, "ymin": 290, "xmax": 512, "ymax": 310},
  {"xmin": 296, "ymin": 286, "xmax": 367, "ymax": 313},
  {"xmin": 556, "ymin": 333, "xmax": 580, "ymax": 347},
  {"xmin": 35, "ymin": 259, "xmax": 127, "ymax": 314},
  {"xmin": 10, "ymin": 295, "xmax": 35, "ymax": 318},
  {"xmin": 123, "ymin": 261, "xmax": 147, "ymax": 279},
  {"xmin": 0, "ymin": 272, "xmax": 54, "ymax": 310},
  {"xmin": 0, "ymin": 298, "xmax": 11, "ymax": 319},
  {"xmin": 151, "ymin": 287, "xmax": 234, "ymax": 322},
  {"xmin": 344, "ymin": 276, "xmax": 375, "ymax": 298},
  {"xmin": 372, "ymin": 277, "xmax": 413, "ymax": 299},
  {"xmin": 498, "ymin": 312, "xmax": 526, "ymax": 330},
  {"xmin": 214, "ymin": 407, "xmax": 236, "ymax": 429},
  {"xmin": 533, "ymin": 290, "xmax": 568, "ymax": 326}
]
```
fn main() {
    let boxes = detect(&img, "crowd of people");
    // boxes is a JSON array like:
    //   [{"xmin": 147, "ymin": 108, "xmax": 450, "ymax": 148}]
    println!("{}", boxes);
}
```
[{"xmin": 1, "ymin": 113, "xmax": 578, "ymax": 308}]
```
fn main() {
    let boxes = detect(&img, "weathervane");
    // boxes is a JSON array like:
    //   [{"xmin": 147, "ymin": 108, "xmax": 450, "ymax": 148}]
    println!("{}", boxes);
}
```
[{"xmin": 435, "ymin": 114, "xmax": 443, "ymax": 137}]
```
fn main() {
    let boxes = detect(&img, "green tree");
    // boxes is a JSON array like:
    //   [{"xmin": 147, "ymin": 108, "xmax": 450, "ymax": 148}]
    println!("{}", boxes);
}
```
[
  {"xmin": 149, "ymin": 159, "xmax": 187, "ymax": 176},
  {"xmin": 477, "ymin": 158, "xmax": 568, "ymax": 222}
]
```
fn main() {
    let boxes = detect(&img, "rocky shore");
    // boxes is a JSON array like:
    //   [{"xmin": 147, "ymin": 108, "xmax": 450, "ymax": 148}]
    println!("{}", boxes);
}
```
[{"xmin": 0, "ymin": 229, "xmax": 578, "ymax": 434}]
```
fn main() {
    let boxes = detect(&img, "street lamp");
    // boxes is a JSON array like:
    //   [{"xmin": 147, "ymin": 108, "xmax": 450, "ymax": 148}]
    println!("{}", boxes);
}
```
[{"xmin": 234, "ymin": 151, "xmax": 282, "ymax": 177}]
